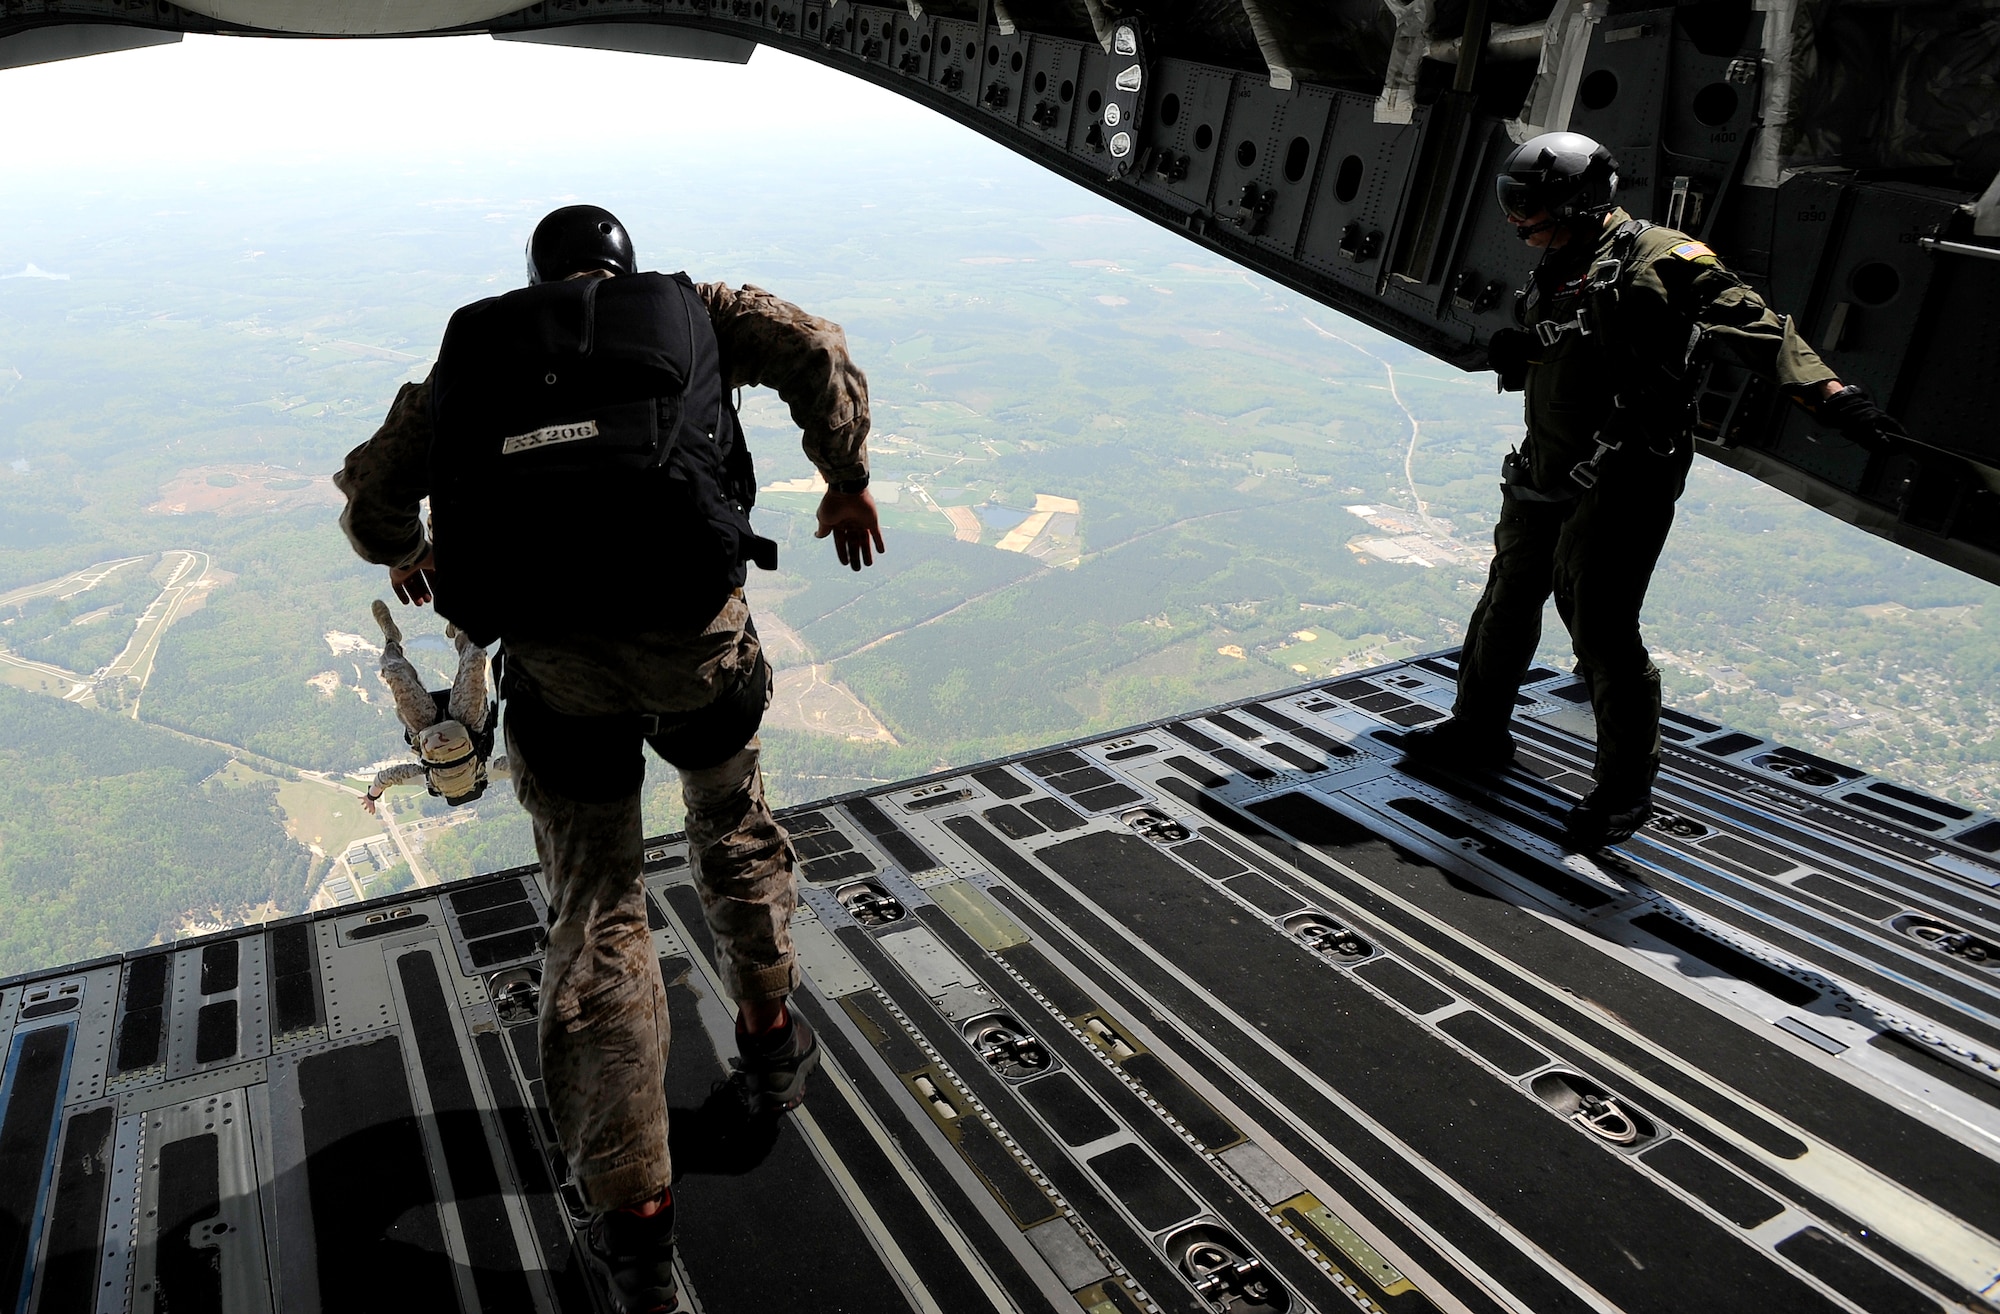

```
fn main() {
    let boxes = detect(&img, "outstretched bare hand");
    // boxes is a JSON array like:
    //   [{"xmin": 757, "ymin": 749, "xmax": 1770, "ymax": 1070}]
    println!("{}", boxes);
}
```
[
  {"xmin": 389, "ymin": 550, "xmax": 437, "ymax": 607},
  {"xmin": 814, "ymin": 489, "xmax": 887, "ymax": 572}
]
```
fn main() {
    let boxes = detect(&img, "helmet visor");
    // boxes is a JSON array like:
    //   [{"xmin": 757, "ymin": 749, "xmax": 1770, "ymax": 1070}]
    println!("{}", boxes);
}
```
[{"xmin": 1495, "ymin": 175, "xmax": 1545, "ymax": 223}]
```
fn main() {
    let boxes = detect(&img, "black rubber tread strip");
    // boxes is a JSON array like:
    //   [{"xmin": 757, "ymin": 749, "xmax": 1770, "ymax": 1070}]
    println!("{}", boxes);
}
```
[
  {"xmin": 193, "ymin": 1000, "xmax": 239, "ymax": 1065},
  {"xmin": 1017, "ymin": 1070, "xmax": 1118, "ymax": 1145},
  {"xmin": 804, "ymin": 851, "xmax": 878, "ymax": 884},
  {"xmin": 19, "ymin": 998, "xmax": 78, "ymax": 1021},
  {"xmin": 1023, "ymin": 797, "xmax": 1086, "ymax": 833},
  {"xmin": 299, "ymin": 1036, "xmax": 457, "ymax": 1309},
  {"xmin": 801, "ymin": 987, "xmax": 1056, "ymax": 1314},
  {"xmin": 268, "ymin": 922, "xmax": 322, "ymax": 1035},
  {"xmin": 905, "ymin": 788, "xmax": 973, "ymax": 812},
  {"xmin": 841, "ymin": 989, "xmax": 934, "ymax": 1076},
  {"xmin": 115, "ymin": 953, "xmax": 170, "ymax": 1071},
  {"xmin": 0, "ymin": 1025, "xmax": 69, "ymax": 1307},
  {"xmin": 1791, "ymin": 874, "xmax": 1900, "ymax": 922},
  {"xmin": 952, "ymin": 1110, "xmax": 1063, "ymax": 1226},
  {"xmin": 1350, "ymin": 959, "xmax": 1455, "ymax": 1015},
  {"xmin": 657, "ymin": 956, "xmax": 916, "ymax": 1314},
  {"xmin": 1166, "ymin": 722, "xmax": 1223, "ymax": 752},
  {"xmin": 37, "ymin": 1104, "xmax": 115, "ymax": 1314},
  {"xmin": 473, "ymin": 1029, "xmax": 590, "ymax": 1311},
  {"xmin": 844, "ymin": 797, "xmax": 944, "ymax": 873},
  {"xmin": 1194, "ymin": 785, "xmax": 2000, "ymax": 1235},
  {"xmin": 646, "ymin": 890, "xmax": 670, "ymax": 931},
  {"xmin": 154, "ymin": 1133, "xmax": 223, "ymax": 1313},
  {"xmin": 828, "ymin": 919, "xmax": 1195, "ymax": 1313},
  {"xmin": 1639, "ymin": 1139, "xmax": 1783, "ymax": 1228},
  {"xmin": 448, "ymin": 877, "xmax": 529, "ymax": 916},
  {"xmin": 1774, "ymin": 1227, "xmax": 1941, "ymax": 1314},
  {"xmin": 949, "ymin": 818, "xmax": 1593, "ymax": 1314},
  {"xmin": 1022, "ymin": 827, "xmax": 1842, "ymax": 1313},
  {"xmin": 785, "ymin": 992, "xmax": 1025, "ymax": 1312},
  {"xmin": 1047, "ymin": 766, "xmax": 1117, "ymax": 794},
  {"xmin": 458, "ymin": 901, "xmax": 539, "ymax": 940},
  {"xmin": 464, "ymin": 925, "xmax": 547, "ymax": 969},
  {"xmin": 1074, "ymin": 784, "xmax": 1146, "ymax": 812},
  {"xmin": 1211, "ymin": 747, "xmax": 1277, "ymax": 782},
  {"xmin": 973, "ymin": 767, "xmax": 1033, "ymax": 800},
  {"xmin": 1264, "ymin": 743, "xmax": 1327, "ymax": 774},
  {"xmin": 983, "ymin": 804, "xmax": 1047, "ymax": 840},
  {"xmin": 1164, "ymin": 755, "xmax": 1230, "ymax": 789},
  {"xmin": 1106, "ymin": 743, "xmax": 1160, "ymax": 761},
  {"xmin": 199, "ymin": 940, "xmax": 239, "ymax": 995},
  {"xmin": 985, "ymin": 892, "xmax": 1515, "ymax": 1314},
  {"xmin": 1701, "ymin": 833, "xmax": 1798, "ymax": 876},
  {"xmin": 1086, "ymin": 1143, "xmax": 1198, "ymax": 1231},
  {"xmin": 1842, "ymin": 793, "xmax": 1946, "ymax": 832},
  {"xmin": 1208, "ymin": 713, "xmax": 1262, "ymax": 742},
  {"xmin": 1435, "ymin": 1011, "xmax": 1549, "ymax": 1077},
  {"xmin": 1025, "ymin": 752, "xmax": 1088, "ymax": 778},
  {"xmin": 794, "ymin": 830, "xmax": 857, "ymax": 860},
  {"xmin": 1173, "ymin": 838, "xmax": 1249, "ymax": 880},
  {"xmin": 1221, "ymin": 871, "xmax": 1309, "ymax": 917},
  {"xmin": 1113, "ymin": 1052, "xmax": 1241, "ymax": 1150},
  {"xmin": 396, "ymin": 950, "xmax": 535, "ymax": 1313}
]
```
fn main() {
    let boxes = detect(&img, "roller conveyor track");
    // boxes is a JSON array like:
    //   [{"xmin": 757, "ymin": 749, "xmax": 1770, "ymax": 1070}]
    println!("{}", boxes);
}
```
[{"xmin": 3, "ymin": 651, "xmax": 1998, "ymax": 1314}]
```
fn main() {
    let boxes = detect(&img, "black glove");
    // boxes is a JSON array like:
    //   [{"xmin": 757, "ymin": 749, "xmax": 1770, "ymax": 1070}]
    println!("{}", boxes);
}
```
[
  {"xmin": 1487, "ymin": 328, "xmax": 1534, "ymax": 393},
  {"xmin": 1812, "ymin": 383, "xmax": 1908, "ymax": 447}
]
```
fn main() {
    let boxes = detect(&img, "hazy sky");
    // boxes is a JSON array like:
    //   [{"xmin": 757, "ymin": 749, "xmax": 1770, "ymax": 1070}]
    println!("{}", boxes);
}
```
[{"xmin": 0, "ymin": 33, "xmax": 972, "ymax": 173}]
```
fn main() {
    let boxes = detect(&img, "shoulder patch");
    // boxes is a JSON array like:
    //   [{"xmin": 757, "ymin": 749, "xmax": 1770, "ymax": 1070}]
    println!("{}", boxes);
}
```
[{"xmin": 1669, "ymin": 241, "xmax": 1717, "ymax": 261}]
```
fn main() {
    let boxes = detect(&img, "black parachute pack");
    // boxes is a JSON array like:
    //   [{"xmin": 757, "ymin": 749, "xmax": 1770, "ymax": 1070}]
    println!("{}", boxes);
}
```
[{"xmin": 427, "ymin": 271, "xmax": 776, "ymax": 646}]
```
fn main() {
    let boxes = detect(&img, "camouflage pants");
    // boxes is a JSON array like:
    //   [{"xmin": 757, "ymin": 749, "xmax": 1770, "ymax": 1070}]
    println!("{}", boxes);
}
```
[
  {"xmin": 378, "ymin": 636, "xmax": 487, "ymax": 734},
  {"xmin": 509, "ymin": 703, "xmax": 797, "ymax": 1212}
]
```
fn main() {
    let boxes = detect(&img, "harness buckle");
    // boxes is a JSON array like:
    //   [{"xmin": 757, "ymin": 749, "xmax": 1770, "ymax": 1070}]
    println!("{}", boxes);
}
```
[
  {"xmin": 638, "ymin": 713, "xmax": 662, "ymax": 737},
  {"xmin": 1569, "ymin": 436, "xmax": 1624, "ymax": 490},
  {"xmin": 1586, "ymin": 256, "xmax": 1624, "ymax": 291}
]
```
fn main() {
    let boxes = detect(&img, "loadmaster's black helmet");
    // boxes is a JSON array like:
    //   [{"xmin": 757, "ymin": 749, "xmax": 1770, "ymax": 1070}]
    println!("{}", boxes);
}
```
[
  {"xmin": 526, "ymin": 205, "xmax": 635, "ymax": 284},
  {"xmin": 1494, "ymin": 132, "xmax": 1619, "ymax": 241}
]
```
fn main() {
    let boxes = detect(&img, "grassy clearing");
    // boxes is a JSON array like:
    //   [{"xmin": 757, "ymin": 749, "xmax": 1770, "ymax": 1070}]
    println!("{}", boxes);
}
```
[{"xmin": 220, "ymin": 760, "xmax": 382, "ymax": 854}]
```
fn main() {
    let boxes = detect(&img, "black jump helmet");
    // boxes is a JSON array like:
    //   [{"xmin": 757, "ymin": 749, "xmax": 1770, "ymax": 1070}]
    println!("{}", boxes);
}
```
[
  {"xmin": 526, "ymin": 205, "xmax": 636, "ymax": 284},
  {"xmin": 1494, "ymin": 132, "xmax": 1619, "ymax": 240}
]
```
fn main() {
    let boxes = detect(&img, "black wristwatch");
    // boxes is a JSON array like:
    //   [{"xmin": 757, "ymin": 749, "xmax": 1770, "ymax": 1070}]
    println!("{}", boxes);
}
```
[{"xmin": 827, "ymin": 475, "xmax": 871, "ymax": 495}]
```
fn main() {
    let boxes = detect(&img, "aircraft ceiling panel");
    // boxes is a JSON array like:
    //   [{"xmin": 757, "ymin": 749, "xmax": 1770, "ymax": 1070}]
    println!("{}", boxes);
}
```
[{"xmin": 3, "ymin": 0, "xmax": 1997, "ymax": 581}]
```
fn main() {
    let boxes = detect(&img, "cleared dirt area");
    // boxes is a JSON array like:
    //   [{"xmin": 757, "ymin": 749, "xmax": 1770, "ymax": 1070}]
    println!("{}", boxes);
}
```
[
  {"xmin": 769, "ymin": 664, "xmax": 898, "ymax": 743},
  {"xmin": 150, "ymin": 464, "xmax": 343, "ymax": 517}
]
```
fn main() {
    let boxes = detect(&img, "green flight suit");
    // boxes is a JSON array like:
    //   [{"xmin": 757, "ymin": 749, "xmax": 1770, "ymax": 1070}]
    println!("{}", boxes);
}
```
[{"xmin": 1452, "ymin": 209, "xmax": 1837, "ymax": 802}]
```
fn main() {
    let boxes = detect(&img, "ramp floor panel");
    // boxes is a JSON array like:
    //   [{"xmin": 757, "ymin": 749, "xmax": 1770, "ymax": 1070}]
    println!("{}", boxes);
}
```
[{"xmin": 3, "ymin": 654, "xmax": 1997, "ymax": 1313}]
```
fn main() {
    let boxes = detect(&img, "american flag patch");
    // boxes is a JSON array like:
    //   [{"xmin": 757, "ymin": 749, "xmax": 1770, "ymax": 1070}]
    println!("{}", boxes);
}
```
[{"xmin": 1669, "ymin": 241, "xmax": 1716, "ymax": 260}]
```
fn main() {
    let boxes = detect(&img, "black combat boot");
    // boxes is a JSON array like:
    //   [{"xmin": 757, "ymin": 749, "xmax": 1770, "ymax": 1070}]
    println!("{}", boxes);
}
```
[
  {"xmin": 730, "ymin": 1011, "xmax": 821, "ymax": 1115},
  {"xmin": 581, "ymin": 1193, "xmax": 678, "ymax": 1314},
  {"xmin": 1395, "ymin": 718, "xmax": 1517, "ymax": 771},
  {"xmin": 1565, "ymin": 790, "xmax": 1652, "ymax": 850}
]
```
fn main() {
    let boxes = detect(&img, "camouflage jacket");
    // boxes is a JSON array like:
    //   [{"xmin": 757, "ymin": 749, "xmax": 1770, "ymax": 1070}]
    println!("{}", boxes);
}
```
[
  {"xmin": 336, "ymin": 279, "xmax": 871, "ymax": 572},
  {"xmin": 1521, "ymin": 208, "xmax": 1837, "ymax": 476}
]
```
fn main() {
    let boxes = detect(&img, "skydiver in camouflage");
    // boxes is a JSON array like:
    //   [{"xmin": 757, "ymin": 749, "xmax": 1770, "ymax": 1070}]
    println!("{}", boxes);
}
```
[
  {"xmin": 336, "ymin": 205, "xmax": 884, "ymax": 1314},
  {"xmin": 1400, "ymin": 132, "xmax": 1906, "ymax": 849}
]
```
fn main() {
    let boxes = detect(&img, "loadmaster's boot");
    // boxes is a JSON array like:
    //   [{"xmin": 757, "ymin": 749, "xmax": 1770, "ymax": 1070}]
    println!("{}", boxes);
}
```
[
  {"xmin": 1395, "ymin": 718, "xmax": 1518, "ymax": 772},
  {"xmin": 581, "ymin": 1195, "xmax": 678, "ymax": 1314},
  {"xmin": 1565, "ymin": 789, "xmax": 1653, "ymax": 851},
  {"xmin": 730, "ymin": 1012, "xmax": 821, "ymax": 1116}
]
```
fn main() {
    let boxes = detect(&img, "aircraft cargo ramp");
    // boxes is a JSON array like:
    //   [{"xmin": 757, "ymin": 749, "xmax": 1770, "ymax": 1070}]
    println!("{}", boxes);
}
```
[{"xmin": 3, "ymin": 656, "xmax": 1998, "ymax": 1314}]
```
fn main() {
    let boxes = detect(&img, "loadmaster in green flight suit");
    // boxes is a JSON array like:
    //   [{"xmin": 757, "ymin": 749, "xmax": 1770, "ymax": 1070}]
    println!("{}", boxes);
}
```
[{"xmin": 1399, "ymin": 130, "xmax": 1909, "ymax": 849}]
